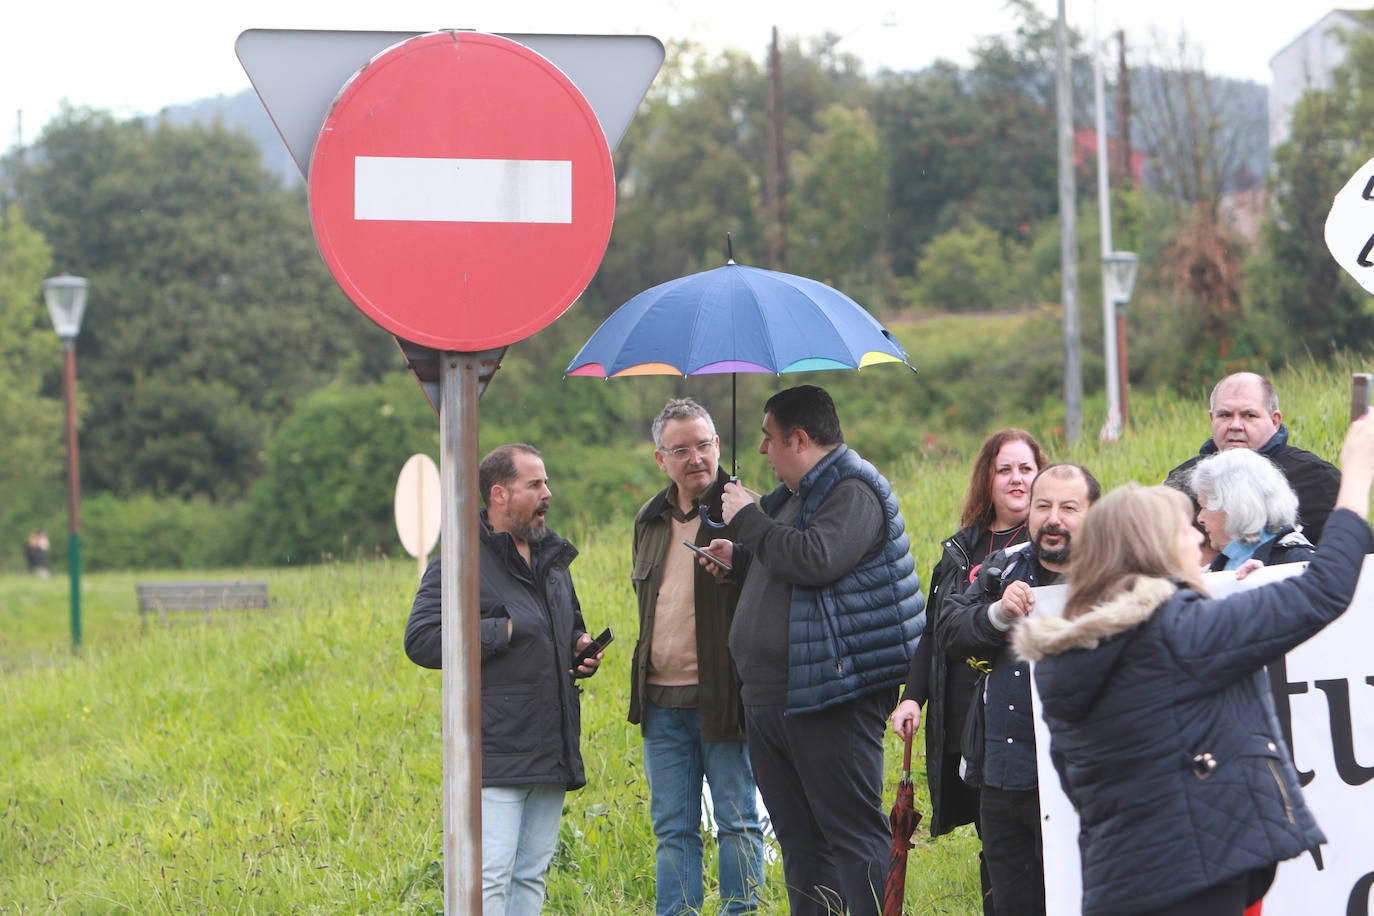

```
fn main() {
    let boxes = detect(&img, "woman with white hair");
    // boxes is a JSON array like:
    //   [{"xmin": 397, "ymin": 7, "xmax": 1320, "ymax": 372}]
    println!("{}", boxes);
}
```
[{"xmin": 1191, "ymin": 446, "xmax": 1315, "ymax": 572}]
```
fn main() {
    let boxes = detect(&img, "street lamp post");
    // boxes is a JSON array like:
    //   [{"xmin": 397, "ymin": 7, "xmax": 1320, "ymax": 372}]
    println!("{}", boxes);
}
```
[
  {"xmin": 1102, "ymin": 252, "xmax": 1139, "ymax": 428},
  {"xmin": 43, "ymin": 274, "xmax": 89, "ymax": 653}
]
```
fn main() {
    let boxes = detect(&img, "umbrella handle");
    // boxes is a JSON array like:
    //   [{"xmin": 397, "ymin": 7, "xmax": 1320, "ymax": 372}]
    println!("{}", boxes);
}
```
[
  {"xmin": 699, "ymin": 476, "xmax": 739, "ymax": 530},
  {"xmin": 903, "ymin": 733, "xmax": 913, "ymax": 774}
]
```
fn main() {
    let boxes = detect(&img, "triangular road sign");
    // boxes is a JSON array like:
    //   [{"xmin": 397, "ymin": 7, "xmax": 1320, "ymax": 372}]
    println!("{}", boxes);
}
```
[{"xmin": 235, "ymin": 28, "xmax": 664, "ymax": 178}]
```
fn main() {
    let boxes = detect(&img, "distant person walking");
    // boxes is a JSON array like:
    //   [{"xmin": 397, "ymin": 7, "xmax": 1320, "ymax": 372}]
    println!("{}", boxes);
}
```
[{"xmin": 25, "ymin": 530, "xmax": 50, "ymax": 578}]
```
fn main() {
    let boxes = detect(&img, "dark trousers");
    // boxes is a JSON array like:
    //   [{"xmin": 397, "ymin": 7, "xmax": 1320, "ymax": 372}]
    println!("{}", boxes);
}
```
[
  {"xmin": 973, "ymin": 813, "xmax": 996, "ymax": 916},
  {"xmin": 980, "ymin": 786, "xmax": 1045, "ymax": 916},
  {"xmin": 1134, "ymin": 865, "xmax": 1275, "ymax": 916},
  {"xmin": 744, "ymin": 688, "xmax": 896, "ymax": 916},
  {"xmin": 934, "ymin": 752, "xmax": 996, "ymax": 916}
]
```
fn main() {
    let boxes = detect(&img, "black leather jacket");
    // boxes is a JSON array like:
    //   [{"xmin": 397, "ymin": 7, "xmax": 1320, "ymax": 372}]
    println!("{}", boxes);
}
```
[{"xmin": 405, "ymin": 511, "xmax": 589, "ymax": 789}]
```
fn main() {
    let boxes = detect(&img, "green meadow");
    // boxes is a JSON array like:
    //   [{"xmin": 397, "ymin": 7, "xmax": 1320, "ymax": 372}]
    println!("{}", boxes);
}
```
[{"xmin": 2, "ymin": 355, "xmax": 1368, "ymax": 914}]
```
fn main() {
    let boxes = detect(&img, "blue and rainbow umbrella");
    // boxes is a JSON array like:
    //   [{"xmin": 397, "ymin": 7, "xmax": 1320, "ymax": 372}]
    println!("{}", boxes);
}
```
[{"xmin": 566, "ymin": 249, "xmax": 915, "ymax": 474}]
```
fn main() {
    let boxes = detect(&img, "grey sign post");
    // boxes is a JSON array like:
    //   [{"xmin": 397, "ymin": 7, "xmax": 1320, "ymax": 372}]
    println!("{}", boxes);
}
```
[{"xmin": 238, "ymin": 29, "xmax": 662, "ymax": 911}]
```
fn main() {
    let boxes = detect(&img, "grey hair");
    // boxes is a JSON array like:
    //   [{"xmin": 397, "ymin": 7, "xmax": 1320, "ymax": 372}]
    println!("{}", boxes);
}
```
[
  {"xmin": 651, "ymin": 398, "xmax": 716, "ymax": 448},
  {"xmin": 1190, "ymin": 447, "xmax": 1298, "ymax": 545},
  {"xmin": 1209, "ymin": 372, "xmax": 1279, "ymax": 414}
]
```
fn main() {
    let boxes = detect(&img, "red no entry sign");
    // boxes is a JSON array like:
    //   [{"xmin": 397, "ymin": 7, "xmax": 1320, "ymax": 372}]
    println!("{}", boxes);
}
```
[{"xmin": 309, "ymin": 31, "xmax": 616, "ymax": 351}]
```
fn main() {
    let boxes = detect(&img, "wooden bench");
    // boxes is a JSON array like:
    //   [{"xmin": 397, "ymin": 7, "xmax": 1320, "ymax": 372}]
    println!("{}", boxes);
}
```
[{"xmin": 136, "ymin": 580, "xmax": 270, "ymax": 622}]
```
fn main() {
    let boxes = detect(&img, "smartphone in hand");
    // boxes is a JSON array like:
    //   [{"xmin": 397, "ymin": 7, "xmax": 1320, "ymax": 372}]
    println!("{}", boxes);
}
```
[
  {"xmin": 572, "ymin": 627, "xmax": 614, "ymax": 674},
  {"xmin": 1353, "ymin": 373, "xmax": 1372, "ymax": 422},
  {"xmin": 683, "ymin": 540, "xmax": 732, "ymax": 572}
]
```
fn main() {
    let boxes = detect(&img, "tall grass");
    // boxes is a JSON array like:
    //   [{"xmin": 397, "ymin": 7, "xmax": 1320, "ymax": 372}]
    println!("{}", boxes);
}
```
[{"xmin": 2, "ymin": 356, "xmax": 1367, "ymax": 913}]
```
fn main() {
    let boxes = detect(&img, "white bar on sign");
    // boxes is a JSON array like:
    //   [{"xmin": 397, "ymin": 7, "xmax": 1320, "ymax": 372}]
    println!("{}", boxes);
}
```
[{"xmin": 354, "ymin": 157, "xmax": 573, "ymax": 223}]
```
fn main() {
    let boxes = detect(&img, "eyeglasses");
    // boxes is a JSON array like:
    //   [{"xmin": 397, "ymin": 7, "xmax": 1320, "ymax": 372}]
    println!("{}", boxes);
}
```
[{"xmin": 659, "ymin": 440, "xmax": 717, "ymax": 462}]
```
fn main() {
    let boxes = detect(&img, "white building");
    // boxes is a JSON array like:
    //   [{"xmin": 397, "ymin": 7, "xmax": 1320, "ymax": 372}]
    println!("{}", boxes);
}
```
[{"xmin": 1268, "ymin": 8, "xmax": 1374, "ymax": 149}]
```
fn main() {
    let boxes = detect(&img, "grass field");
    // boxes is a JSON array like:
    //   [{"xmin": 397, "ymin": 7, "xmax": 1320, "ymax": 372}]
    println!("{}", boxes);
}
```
[{"xmin": 2, "ymin": 355, "xmax": 1367, "ymax": 913}]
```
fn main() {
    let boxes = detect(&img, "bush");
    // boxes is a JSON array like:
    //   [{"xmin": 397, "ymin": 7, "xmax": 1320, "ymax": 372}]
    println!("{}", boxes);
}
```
[
  {"xmin": 77, "ymin": 492, "xmax": 243, "ymax": 571},
  {"xmin": 913, "ymin": 222, "xmax": 1029, "ymax": 312},
  {"xmin": 245, "ymin": 373, "xmax": 440, "ymax": 565}
]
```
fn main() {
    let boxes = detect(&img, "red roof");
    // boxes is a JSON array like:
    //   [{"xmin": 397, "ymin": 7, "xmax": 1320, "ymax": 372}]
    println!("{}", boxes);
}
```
[{"xmin": 1074, "ymin": 128, "xmax": 1147, "ymax": 186}]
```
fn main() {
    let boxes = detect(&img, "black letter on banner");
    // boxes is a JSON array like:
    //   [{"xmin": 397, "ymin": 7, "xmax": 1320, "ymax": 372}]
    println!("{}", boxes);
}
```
[
  {"xmin": 1269, "ymin": 660, "xmax": 1313, "ymax": 786},
  {"xmin": 1358, "ymin": 234, "xmax": 1374, "ymax": 268},
  {"xmin": 1352, "ymin": 234, "xmax": 1374, "ymax": 266},
  {"xmin": 1347, "ymin": 870, "xmax": 1374, "ymax": 916},
  {"xmin": 1314, "ymin": 678, "xmax": 1374, "ymax": 786}
]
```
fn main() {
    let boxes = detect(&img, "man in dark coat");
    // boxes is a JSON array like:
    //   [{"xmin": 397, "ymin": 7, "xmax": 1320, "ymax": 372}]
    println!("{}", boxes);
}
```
[
  {"xmin": 938, "ymin": 463, "xmax": 1100, "ymax": 916},
  {"xmin": 703, "ymin": 385, "xmax": 925, "ymax": 916},
  {"xmin": 629, "ymin": 398, "xmax": 764, "ymax": 915},
  {"xmin": 404, "ymin": 443, "xmax": 601, "ymax": 916},
  {"xmin": 1166, "ymin": 372, "xmax": 1340, "ymax": 542}
]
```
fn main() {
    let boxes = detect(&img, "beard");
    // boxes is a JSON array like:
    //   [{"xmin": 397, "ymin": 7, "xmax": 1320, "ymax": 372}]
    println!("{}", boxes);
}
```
[
  {"xmin": 510, "ymin": 501, "xmax": 551, "ymax": 544},
  {"xmin": 1030, "ymin": 524, "xmax": 1072, "ymax": 565}
]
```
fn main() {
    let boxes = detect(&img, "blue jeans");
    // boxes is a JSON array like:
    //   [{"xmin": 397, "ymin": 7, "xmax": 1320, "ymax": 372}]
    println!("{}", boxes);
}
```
[
  {"xmin": 643, "ymin": 699, "xmax": 765, "ymax": 916},
  {"xmin": 481, "ymin": 784, "xmax": 566, "ymax": 916}
]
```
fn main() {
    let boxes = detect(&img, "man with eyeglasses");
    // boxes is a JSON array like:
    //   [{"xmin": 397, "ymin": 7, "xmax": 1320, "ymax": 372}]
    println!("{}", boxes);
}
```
[
  {"xmin": 629, "ymin": 398, "xmax": 766, "ymax": 916},
  {"xmin": 703, "ymin": 385, "xmax": 924, "ymax": 916}
]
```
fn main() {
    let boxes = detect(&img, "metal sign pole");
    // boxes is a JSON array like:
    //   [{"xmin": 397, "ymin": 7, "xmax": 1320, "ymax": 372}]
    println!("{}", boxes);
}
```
[
  {"xmin": 439, "ymin": 351, "xmax": 484, "ymax": 913},
  {"xmin": 237, "ymin": 30, "xmax": 655, "ymax": 915}
]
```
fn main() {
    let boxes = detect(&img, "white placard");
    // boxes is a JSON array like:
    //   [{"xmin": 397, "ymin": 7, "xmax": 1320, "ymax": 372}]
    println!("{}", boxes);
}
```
[
  {"xmin": 1325, "ymin": 156, "xmax": 1374, "ymax": 294},
  {"xmin": 1029, "ymin": 559, "xmax": 1374, "ymax": 914}
]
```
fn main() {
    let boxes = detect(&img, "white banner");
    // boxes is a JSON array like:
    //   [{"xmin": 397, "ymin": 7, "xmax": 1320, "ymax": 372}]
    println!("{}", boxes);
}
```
[{"xmin": 1029, "ymin": 558, "xmax": 1374, "ymax": 915}]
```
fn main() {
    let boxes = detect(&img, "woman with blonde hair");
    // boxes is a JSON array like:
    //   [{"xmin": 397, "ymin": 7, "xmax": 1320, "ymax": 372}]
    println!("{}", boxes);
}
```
[
  {"xmin": 892, "ymin": 427, "xmax": 1046, "ymax": 914},
  {"xmin": 1013, "ymin": 415, "xmax": 1374, "ymax": 916}
]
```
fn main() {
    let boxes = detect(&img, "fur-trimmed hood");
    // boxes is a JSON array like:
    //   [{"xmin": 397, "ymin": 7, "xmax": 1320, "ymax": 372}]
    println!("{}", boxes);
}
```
[
  {"xmin": 1013, "ymin": 576, "xmax": 1179, "ymax": 725},
  {"xmin": 1013, "ymin": 576, "xmax": 1176, "ymax": 662}
]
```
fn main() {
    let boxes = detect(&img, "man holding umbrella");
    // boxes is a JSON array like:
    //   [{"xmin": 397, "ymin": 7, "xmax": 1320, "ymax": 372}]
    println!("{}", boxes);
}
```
[
  {"xmin": 703, "ymin": 385, "xmax": 925, "ymax": 916},
  {"xmin": 629, "ymin": 398, "xmax": 766, "ymax": 915}
]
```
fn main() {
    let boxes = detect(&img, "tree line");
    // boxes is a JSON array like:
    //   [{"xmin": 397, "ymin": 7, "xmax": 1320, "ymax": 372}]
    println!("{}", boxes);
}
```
[{"xmin": 0, "ymin": 3, "xmax": 1366, "ymax": 569}]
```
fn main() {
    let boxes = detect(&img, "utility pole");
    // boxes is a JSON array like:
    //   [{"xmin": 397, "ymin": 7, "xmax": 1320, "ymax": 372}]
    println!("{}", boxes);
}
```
[
  {"xmin": 1116, "ymin": 30, "xmax": 1131, "ymax": 190},
  {"xmin": 1115, "ymin": 30, "xmax": 1133, "ymax": 424},
  {"xmin": 767, "ymin": 26, "xmax": 787, "ymax": 270},
  {"xmin": 1056, "ymin": 0, "xmax": 1082, "ymax": 445},
  {"xmin": 1094, "ymin": 1, "xmax": 1121, "ymax": 442}
]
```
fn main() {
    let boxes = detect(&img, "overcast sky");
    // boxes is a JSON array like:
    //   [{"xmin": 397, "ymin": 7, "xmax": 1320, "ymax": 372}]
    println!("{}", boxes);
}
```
[{"xmin": 1, "ymin": 0, "xmax": 1335, "ymax": 150}]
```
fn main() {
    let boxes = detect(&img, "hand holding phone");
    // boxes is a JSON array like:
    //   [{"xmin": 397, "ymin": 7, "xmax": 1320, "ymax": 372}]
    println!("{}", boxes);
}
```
[
  {"xmin": 684, "ymin": 540, "xmax": 732, "ymax": 572},
  {"xmin": 1353, "ymin": 373, "xmax": 1372, "ymax": 423},
  {"xmin": 572, "ymin": 627, "xmax": 614, "ymax": 675}
]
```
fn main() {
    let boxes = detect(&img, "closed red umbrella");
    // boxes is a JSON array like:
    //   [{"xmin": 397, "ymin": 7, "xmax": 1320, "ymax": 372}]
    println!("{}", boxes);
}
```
[{"xmin": 884, "ymin": 733, "xmax": 923, "ymax": 915}]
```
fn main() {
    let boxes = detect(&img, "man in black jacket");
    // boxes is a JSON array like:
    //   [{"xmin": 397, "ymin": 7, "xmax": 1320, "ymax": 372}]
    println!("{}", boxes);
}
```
[
  {"xmin": 405, "ymin": 443, "xmax": 602, "ymax": 916},
  {"xmin": 1166, "ymin": 372, "xmax": 1340, "ymax": 542},
  {"xmin": 938, "ymin": 463, "xmax": 1100, "ymax": 916}
]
